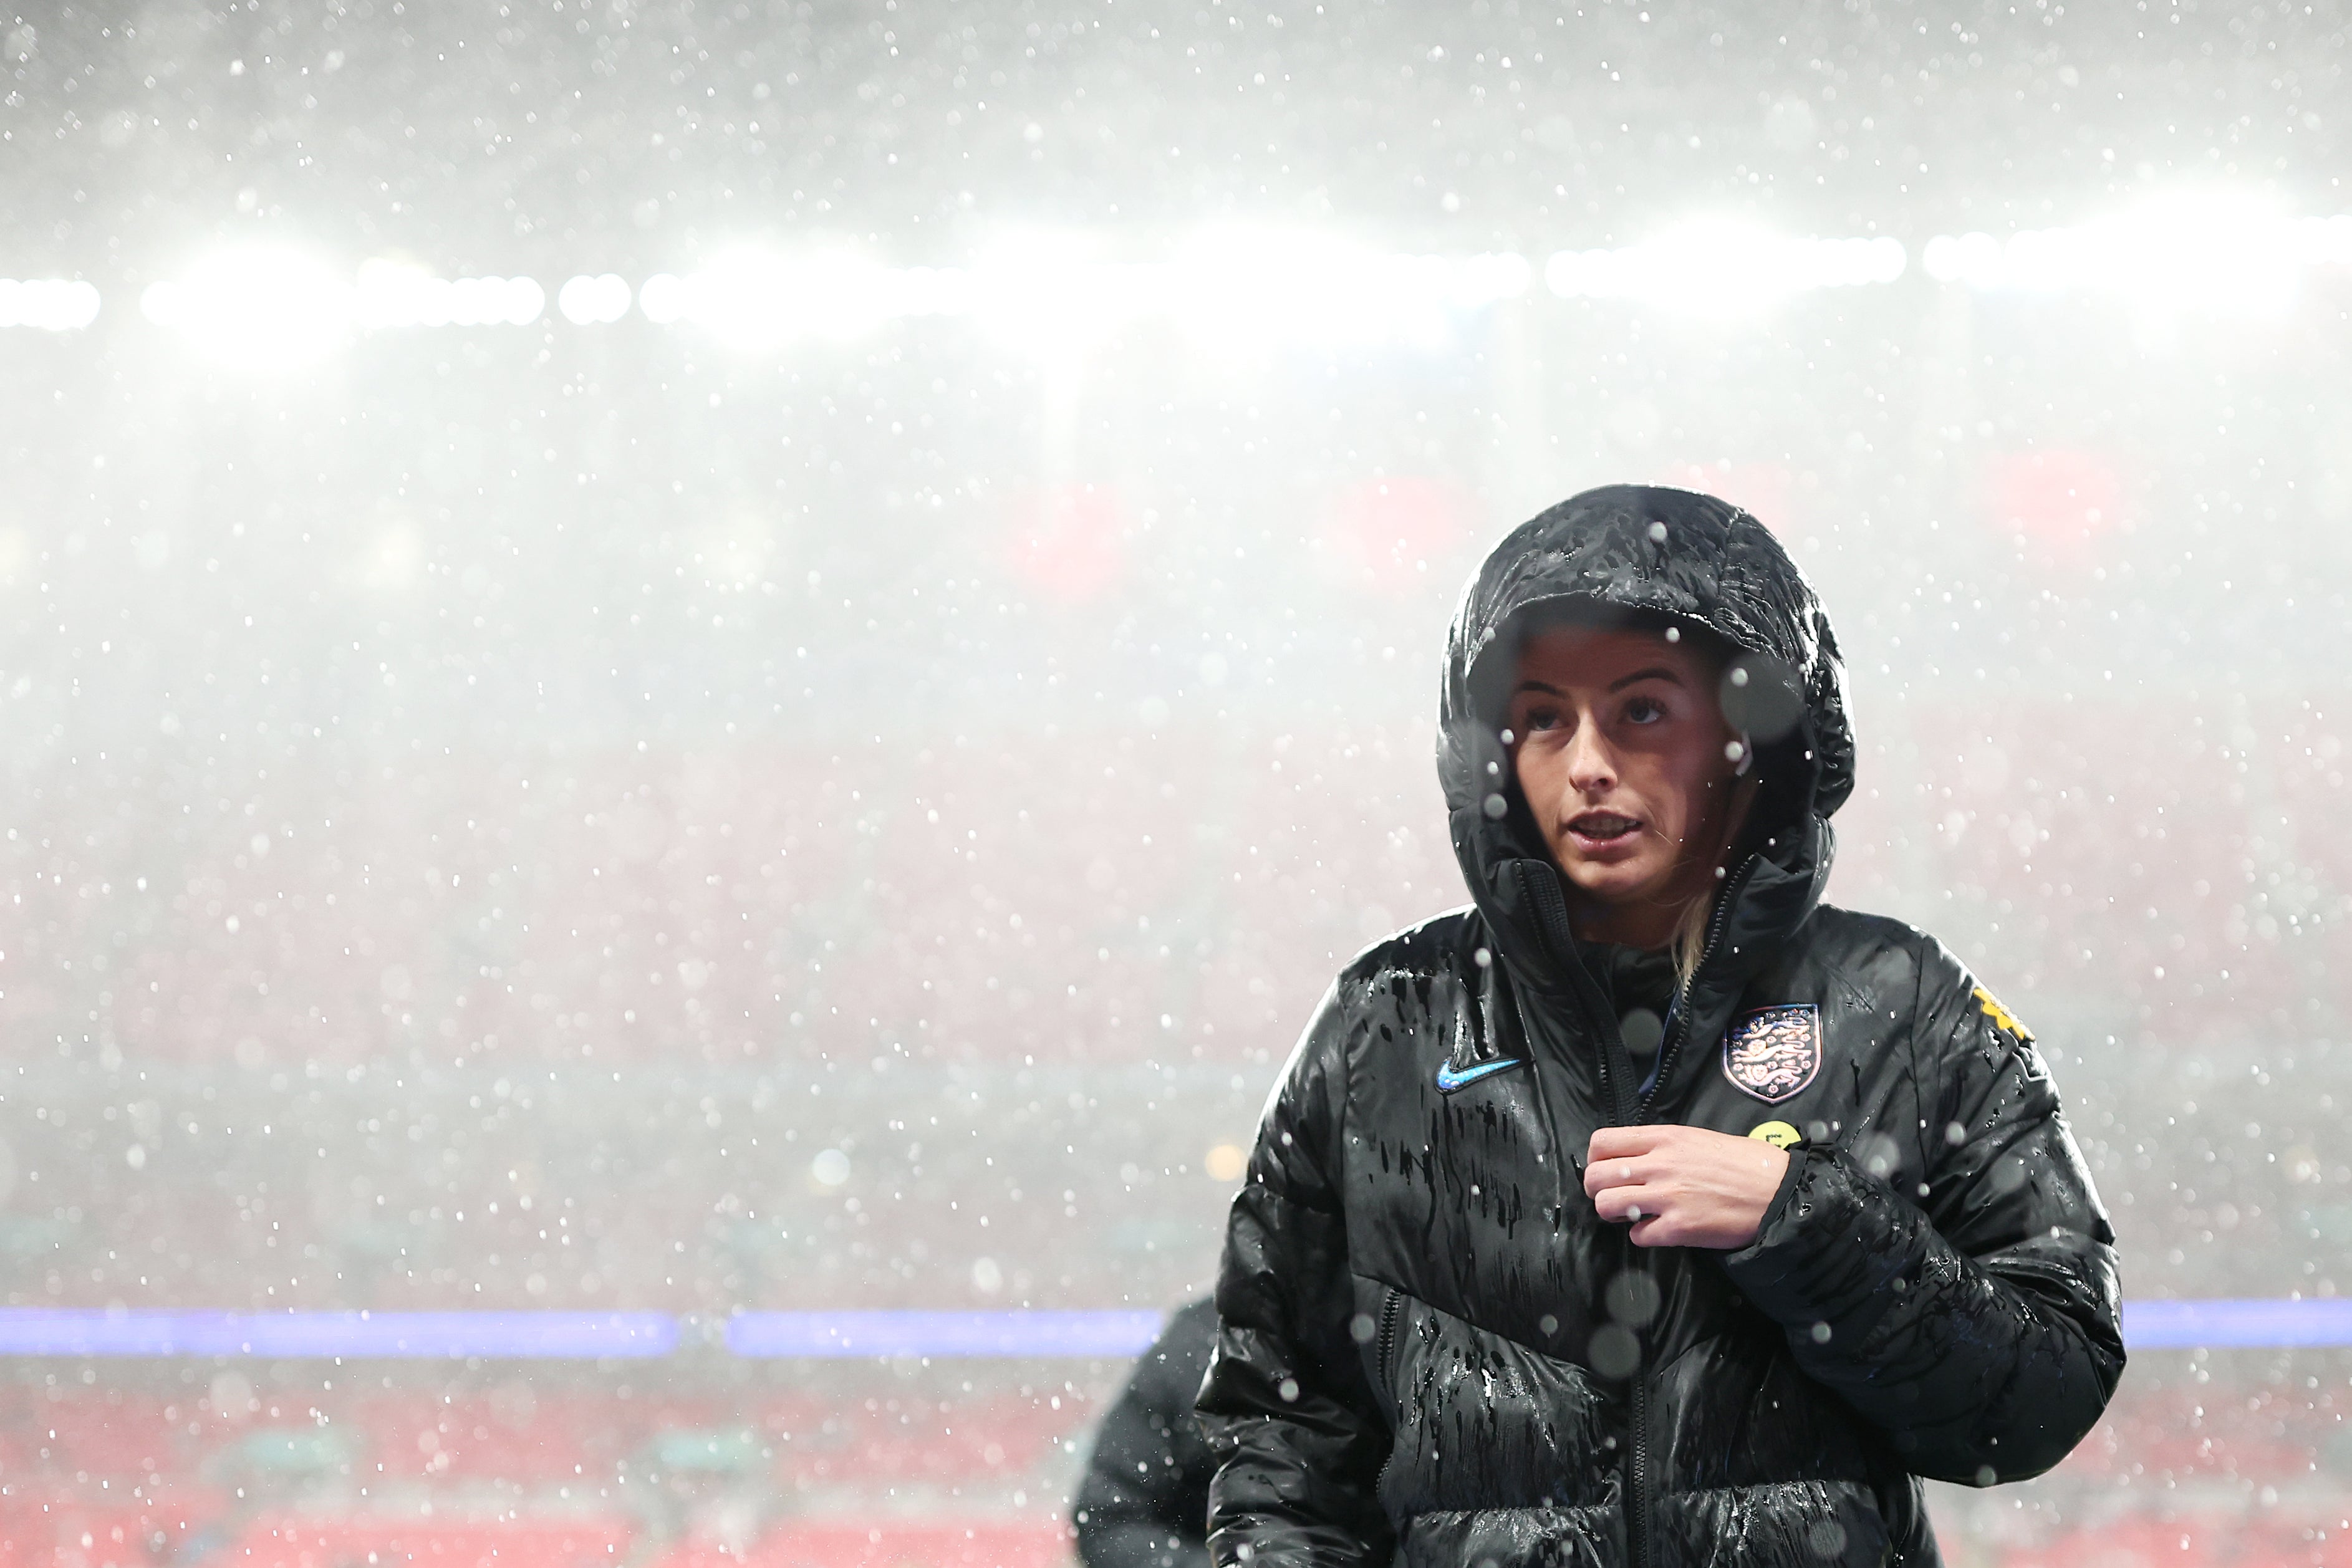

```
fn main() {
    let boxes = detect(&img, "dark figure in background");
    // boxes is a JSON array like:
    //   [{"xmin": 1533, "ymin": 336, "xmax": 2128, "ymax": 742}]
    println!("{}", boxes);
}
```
[
  {"xmin": 1198, "ymin": 485, "xmax": 2126, "ymax": 1566},
  {"xmin": 1074, "ymin": 1296, "xmax": 1218, "ymax": 1568}
]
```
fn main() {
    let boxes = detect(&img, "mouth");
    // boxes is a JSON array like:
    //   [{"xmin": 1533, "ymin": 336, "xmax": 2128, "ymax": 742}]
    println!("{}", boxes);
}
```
[{"xmin": 1565, "ymin": 810, "xmax": 1644, "ymax": 847}]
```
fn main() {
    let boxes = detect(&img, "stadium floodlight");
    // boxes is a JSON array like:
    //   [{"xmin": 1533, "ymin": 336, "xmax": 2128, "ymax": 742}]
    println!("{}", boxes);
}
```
[
  {"xmin": 622, "ymin": 231, "xmax": 1536, "ymax": 357},
  {"xmin": 968, "ymin": 230, "xmax": 1143, "ymax": 360},
  {"xmin": 1177, "ymin": 228, "xmax": 1323, "ymax": 345},
  {"xmin": 0, "ymin": 278, "xmax": 102, "ymax": 331},
  {"xmin": 468, "ymin": 274, "xmax": 546, "ymax": 326},
  {"xmin": 356, "ymin": 262, "xmax": 546, "ymax": 329},
  {"xmin": 678, "ymin": 249, "xmax": 806, "ymax": 343},
  {"xmin": 636, "ymin": 272, "xmax": 688, "ymax": 324},
  {"xmin": 141, "ymin": 248, "xmax": 354, "ymax": 368},
  {"xmin": 1920, "ymin": 231, "xmax": 2008, "ymax": 289},
  {"xmin": 1164, "ymin": 226, "xmax": 1531, "ymax": 353},
  {"xmin": 144, "ymin": 256, "xmax": 542, "ymax": 360},
  {"xmin": 1177, "ymin": 228, "xmax": 1399, "ymax": 347},
  {"xmin": 1546, "ymin": 222, "xmax": 1906, "ymax": 314},
  {"xmin": 651, "ymin": 248, "xmax": 968, "ymax": 347},
  {"xmin": 2116, "ymin": 195, "xmax": 2306, "ymax": 316},
  {"xmin": 1455, "ymin": 251, "xmax": 1537, "ymax": 309},
  {"xmin": 2311, "ymin": 213, "xmax": 2352, "ymax": 266},
  {"xmin": 558, "ymin": 272, "xmax": 633, "ymax": 325},
  {"xmin": 1921, "ymin": 195, "xmax": 2345, "ymax": 319}
]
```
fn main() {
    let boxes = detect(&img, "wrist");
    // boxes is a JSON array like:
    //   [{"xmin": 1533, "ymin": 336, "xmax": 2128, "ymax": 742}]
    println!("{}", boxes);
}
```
[{"xmin": 1732, "ymin": 1140, "xmax": 1816, "ymax": 1258}]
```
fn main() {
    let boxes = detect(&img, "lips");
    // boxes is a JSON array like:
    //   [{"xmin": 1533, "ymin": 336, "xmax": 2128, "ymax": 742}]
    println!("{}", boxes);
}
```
[{"xmin": 1566, "ymin": 811, "xmax": 1642, "ymax": 843}]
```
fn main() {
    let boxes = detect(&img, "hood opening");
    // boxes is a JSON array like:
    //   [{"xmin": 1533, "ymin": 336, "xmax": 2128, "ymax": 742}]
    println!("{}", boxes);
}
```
[
  {"xmin": 1438, "ymin": 484, "xmax": 1854, "ymax": 974},
  {"xmin": 1462, "ymin": 592, "xmax": 1817, "ymax": 883}
]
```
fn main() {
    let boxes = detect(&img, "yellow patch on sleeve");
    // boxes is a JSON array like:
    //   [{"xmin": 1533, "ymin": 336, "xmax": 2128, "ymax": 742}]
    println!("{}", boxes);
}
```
[
  {"xmin": 1972, "ymin": 985, "xmax": 2033, "ymax": 1041},
  {"xmin": 1748, "ymin": 1121, "xmax": 1803, "ymax": 1149}
]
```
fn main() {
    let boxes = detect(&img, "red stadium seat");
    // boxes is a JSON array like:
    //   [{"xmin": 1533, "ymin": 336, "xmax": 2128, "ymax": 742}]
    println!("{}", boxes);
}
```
[
  {"xmin": 652, "ymin": 1519, "xmax": 1072, "ymax": 1568},
  {"xmin": 228, "ymin": 1511, "xmax": 635, "ymax": 1568},
  {"xmin": 0, "ymin": 1494, "xmax": 203, "ymax": 1568}
]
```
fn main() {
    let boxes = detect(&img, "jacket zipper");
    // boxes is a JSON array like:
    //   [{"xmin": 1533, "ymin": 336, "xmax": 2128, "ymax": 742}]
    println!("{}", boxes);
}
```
[
  {"xmin": 1525, "ymin": 852, "xmax": 1759, "ymax": 1568},
  {"xmin": 1376, "ymin": 1286, "xmax": 1404, "ymax": 1392},
  {"xmin": 1371, "ymin": 1287, "xmax": 1405, "ymax": 1502},
  {"xmin": 1637, "ymin": 850, "xmax": 1760, "ymax": 1119},
  {"xmin": 1629, "ymin": 1370, "xmax": 1651, "ymax": 1568},
  {"xmin": 1627, "ymin": 851, "xmax": 1760, "ymax": 1568},
  {"xmin": 1516, "ymin": 861, "xmax": 1654, "ymax": 1566}
]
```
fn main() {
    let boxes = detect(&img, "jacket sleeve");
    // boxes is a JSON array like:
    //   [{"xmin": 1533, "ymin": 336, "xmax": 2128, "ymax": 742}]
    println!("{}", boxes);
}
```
[
  {"xmin": 1718, "ymin": 936, "xmax": 2126, "ymax": 1484},
  {"xmin": 1195, "ymin": 983, "xmax": 1394, "ymax": 1567},
  {"xmin": 1074, "ymin": 1299, "xmax": 1218, "ymax": 1568}
]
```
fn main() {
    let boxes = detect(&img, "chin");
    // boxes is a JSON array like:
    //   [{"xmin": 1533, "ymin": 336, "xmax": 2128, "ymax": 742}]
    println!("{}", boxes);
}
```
[{"xmin": 1557, "ymin": 857, "xmax": 1670, "ymax": 906}]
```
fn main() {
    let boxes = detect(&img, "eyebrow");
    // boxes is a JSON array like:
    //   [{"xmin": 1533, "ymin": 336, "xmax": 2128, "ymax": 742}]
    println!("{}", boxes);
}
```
[{"xmin": 1511, "ymin": 668, "xmax": 1685, "ymax": 698}]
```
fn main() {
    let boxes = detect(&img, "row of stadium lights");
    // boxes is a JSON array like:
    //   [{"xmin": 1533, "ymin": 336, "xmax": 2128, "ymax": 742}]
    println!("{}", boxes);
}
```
[{"xmin": 4, "ymin": 204, "xmax": 2347, "ymax": 357}]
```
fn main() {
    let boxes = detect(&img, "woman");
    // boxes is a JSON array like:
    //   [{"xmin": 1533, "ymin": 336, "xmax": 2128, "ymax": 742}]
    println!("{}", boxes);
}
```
[{"xmin": 1197, "ymin": 485, "xmax": 2123, "ymax": 1566}]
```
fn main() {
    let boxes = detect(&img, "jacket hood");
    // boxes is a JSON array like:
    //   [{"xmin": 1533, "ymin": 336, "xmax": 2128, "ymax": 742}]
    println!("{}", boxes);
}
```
[{"xmin": 1436, "ymin": 483, "xmax": 1854, "ymax": 1014}]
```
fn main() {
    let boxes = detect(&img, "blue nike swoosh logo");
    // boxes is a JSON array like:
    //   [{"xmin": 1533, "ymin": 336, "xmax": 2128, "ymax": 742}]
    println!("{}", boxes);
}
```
[{"xmin": 1434, "ymin": 1057, "xmax": 1526, "ymax": 1094}]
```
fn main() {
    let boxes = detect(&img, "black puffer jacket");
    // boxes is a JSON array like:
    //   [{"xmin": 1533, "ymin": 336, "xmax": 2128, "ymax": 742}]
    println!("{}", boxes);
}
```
[
  {"xmin": 1197, "ymin": 486, "xmax": 2124, "ymax": 1567},
  {"xmin": 1076, "ymin": 1296, "xmax": 1219, "ymax": 1568}
]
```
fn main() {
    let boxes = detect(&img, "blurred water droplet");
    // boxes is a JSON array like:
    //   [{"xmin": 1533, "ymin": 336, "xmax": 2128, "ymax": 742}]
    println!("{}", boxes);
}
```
[{"xmin": 1589, "ymin": 1324, "xmax": 1641, "ymax": 1378}]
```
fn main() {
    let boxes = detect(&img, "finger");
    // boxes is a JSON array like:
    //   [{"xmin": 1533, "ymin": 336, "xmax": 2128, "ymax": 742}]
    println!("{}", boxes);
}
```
[
  {"xmin": 1591, "ymin": 1184, "xmax": 1657, "ymax": 1224},
  {"xmin": 1581, "ymin": 1157, "xmax": 1649, "ymax": 1200},
  {"xmin": 1587, "ymin": 1127, "xmax": 1656, "ymax": 1163},
  {"xmin": 1627, "ymin": 1214, "xmax": 1672, "ymax": 1248}
]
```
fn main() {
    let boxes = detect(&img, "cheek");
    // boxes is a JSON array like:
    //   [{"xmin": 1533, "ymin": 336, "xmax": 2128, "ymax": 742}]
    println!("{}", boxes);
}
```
[
  {"xmin": 1511, "ymin": 743, "xmax": 1549, "ymax": 799},
  {"xmin": 1634, "ymin": 748, "xmax": 1725, "ymax": 837}
]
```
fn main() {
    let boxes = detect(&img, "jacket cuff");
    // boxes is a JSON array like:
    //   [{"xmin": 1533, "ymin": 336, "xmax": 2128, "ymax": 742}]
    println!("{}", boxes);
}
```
[
  {"xmin": 1751, "ymin": 1134, "xmax": 1812, "ymax": 1236},
  {"xmin": 1720, "ymin": 1143, "xmax": 1931, "ymax": 1350}
]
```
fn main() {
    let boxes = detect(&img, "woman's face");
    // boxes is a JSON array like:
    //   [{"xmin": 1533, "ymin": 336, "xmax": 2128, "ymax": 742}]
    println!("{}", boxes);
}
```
[{"xmin": 1505, "ymin": 625, "xmax": 1745, "ymax": 926}]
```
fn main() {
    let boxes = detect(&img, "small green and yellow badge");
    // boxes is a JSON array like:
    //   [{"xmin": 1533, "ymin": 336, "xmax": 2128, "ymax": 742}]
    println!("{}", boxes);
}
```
[
  {"xmin": 1972, "ymin": 985, "xmax": 2033, "ymax": 1041},
  {"xmin": 1748, "ymin": 1121, "xmax": 1803, "ymax": 1149}
]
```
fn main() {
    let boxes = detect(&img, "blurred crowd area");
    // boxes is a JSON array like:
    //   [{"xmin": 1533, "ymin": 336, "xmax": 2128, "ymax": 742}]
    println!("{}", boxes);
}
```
[
  {"xmin": 3, "ymin": 688, "xmax": 2352, "ymax": 1314},
  {"xmin": 6, "ymin": 0, "xmax": 2352, "ymax": 1562}
]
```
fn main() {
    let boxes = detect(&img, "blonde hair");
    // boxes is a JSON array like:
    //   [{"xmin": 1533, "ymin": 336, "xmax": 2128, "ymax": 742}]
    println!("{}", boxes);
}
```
[
  {"xmin": 1670, "ymin": 892, "xmax": 1714, "ymax": 993},
  {"xmin": 1669, "ymin": 771, "xmax": 1760, "ymax": 992}
]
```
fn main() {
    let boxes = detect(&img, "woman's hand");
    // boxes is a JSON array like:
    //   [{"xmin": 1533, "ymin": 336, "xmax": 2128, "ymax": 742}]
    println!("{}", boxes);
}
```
[{"xmin": 1584, "ymin": 1125, "xmax": 1791, "ymax": 1249}]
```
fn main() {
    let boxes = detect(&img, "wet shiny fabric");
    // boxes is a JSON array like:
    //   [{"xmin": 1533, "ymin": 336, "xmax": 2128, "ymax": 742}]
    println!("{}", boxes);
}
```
[
  {"xmin": 1585, "ymin": 940, "xmax": 1675, "ymax": 1095},
  {"xmin": 1196, "ymin": 486, "xmax": 2124, "ymax": 1568}
]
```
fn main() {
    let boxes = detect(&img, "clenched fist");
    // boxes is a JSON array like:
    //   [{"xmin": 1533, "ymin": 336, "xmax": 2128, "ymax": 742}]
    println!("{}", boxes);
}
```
[{"xmin": 1583, "ymin": 1124, "xmax": 1791, "ymax": 1249}]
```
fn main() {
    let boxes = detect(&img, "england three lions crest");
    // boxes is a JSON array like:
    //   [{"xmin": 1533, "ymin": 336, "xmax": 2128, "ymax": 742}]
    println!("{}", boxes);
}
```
[{"xmin": 1722, "ymin": 1004, "xmax": 1821, "ymax": 1104}]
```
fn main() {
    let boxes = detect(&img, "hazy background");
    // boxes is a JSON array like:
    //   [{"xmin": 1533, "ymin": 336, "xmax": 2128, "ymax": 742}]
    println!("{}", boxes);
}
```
[{"xmin": 1, "ymin": 2, "xmax": 2348, "ymax": 1564}]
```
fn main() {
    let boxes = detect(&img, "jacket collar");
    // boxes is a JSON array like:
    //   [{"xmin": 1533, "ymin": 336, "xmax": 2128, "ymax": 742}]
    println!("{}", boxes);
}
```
[{"xmin": 1448, "ymin": 802, "xmax": 1834, "ymax": 1114}]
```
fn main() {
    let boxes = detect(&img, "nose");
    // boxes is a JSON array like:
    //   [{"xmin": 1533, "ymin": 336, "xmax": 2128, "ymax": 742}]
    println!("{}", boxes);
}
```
[{"xmin": 1562, "ymin": 716, "xmax": 1618, "ymax": 797}]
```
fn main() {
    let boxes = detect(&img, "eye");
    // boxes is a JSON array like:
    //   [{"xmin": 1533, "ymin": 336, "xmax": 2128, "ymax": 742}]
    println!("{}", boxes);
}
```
[
  {"xmin": 1521, "ymin": 704, "xmax": 1562, "ymax": 732},
  {"xmin": 1624, "ymin": 695, "xmax": 1668, "ymax": 725}
]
